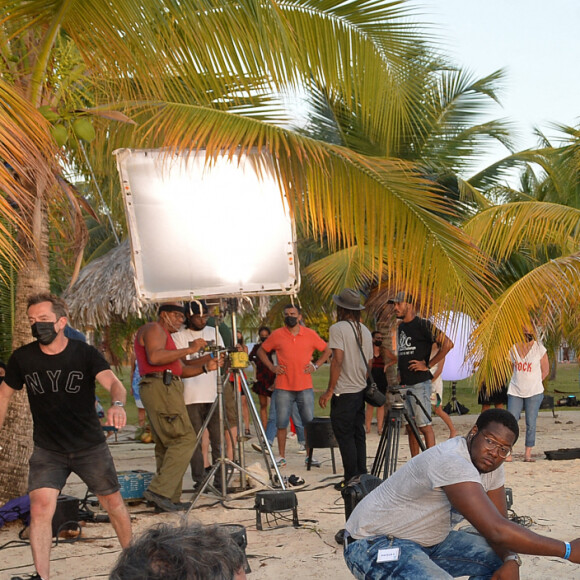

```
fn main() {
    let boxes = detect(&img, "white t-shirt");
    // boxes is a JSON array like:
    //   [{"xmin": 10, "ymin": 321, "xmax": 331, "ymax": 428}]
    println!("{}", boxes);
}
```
[
  {"xmin": 172, "ymin": 326, "xmax": 224, "ymax": 404},
  {"xmin": 328, "ymin": 320, "xmax": 373, "ymax": 395},
  {"xmin": 508, "ymin": 341, "xmax": 546, "ymax": 398},
  {"xmin": 345, "ymin": 437, "xmax": 505, "ymax": 546}
]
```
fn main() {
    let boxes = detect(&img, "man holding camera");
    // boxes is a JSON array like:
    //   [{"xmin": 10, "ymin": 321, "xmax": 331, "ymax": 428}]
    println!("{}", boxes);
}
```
[
  {"xmin": 388, "ymin": 291, "xmax": 453, "ymax": 456},
  {"xmin": 344, "ymin": 409, "xmax": 580, "ymax": 578},
  {"xmin": 134, "ymin": 303, "xmax": 214, "ymax": 512},
  {"xmin": 172, "ymin": 301, "xmax": 226, "ymax": 488}
]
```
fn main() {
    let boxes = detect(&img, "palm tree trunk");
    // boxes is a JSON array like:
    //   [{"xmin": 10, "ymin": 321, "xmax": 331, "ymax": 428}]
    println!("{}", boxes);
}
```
[{"xmin": 0, "ymin": 196, "xmax": 49, "ymax": 504}]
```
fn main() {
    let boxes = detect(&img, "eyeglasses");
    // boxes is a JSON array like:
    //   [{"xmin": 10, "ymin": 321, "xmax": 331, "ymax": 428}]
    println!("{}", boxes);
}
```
[{"xmin": 479, "ymin": 433, "xmax": 512, "ymax": 458}]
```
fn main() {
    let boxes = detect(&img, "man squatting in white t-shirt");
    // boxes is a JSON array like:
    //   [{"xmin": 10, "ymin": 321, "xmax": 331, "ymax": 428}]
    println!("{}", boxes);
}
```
[{"xmin": 343, "ymin": 409, "xmax": 580, "ymax": 579}]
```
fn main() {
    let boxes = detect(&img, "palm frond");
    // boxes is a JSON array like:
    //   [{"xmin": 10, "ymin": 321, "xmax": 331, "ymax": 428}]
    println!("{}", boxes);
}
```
[
  {"xmin": 0, "ymin": 79, "xmax": 60, "ymax": 267},
  {"xmin": 472, "ymin": 254, "xmax": 580, "ymax": 389},
  {"xmin": 464, "ymin": 201, "xmax": 580, "ymax": 262}
]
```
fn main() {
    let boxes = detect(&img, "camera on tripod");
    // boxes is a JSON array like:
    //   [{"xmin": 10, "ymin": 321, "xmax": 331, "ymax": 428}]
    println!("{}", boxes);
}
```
[{"xmin": 198, "ymin": 340, "xmax": 249, "ymax": 369}]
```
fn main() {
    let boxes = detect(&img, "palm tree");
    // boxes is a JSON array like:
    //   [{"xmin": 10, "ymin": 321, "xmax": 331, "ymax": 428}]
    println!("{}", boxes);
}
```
[
  {"xmin": 0, "ymin": 79, "xmax": 61, "ymax": 499},
  {"xmin": 0, "ymin": 0, "xmax": 506, "ymax": 502},
  {"xmin": 301, "ymin": 58, "xmax": 516, "ymax": 316},
  {"xmin": 463, "ymin": 125, "xmax": 580, "ymax": 388}
]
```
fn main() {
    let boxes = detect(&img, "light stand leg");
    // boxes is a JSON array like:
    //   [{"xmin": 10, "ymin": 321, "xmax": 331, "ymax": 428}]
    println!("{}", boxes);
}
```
[
  {"xmin": 236, "ymin": 370, "xmax": 286, "ymax": 489},
  {"xmin": 230, "ymin": 311, "xmax": 285, "ymax": 490}
]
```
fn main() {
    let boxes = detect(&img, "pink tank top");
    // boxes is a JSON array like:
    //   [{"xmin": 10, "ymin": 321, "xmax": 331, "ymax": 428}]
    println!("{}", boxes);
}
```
[{"xmin": 134, "ymin": 325, "xmax": 182, "ymax": 376}]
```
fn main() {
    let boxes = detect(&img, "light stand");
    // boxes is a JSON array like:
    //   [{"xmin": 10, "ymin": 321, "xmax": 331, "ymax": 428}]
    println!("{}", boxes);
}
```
[
  {"xmin": 443, "ymin": 381, "xmax": 468, "ymax": 415},
  {"xmin": 187, "ymin": 308, "xmax": 285, "ymax": 510}
]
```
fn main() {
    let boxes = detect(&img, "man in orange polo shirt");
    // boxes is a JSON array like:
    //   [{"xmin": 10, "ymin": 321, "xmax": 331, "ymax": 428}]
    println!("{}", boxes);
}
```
[{"xmin": 257, "ymin": 304, "xmax": 331, "ymax": 466}]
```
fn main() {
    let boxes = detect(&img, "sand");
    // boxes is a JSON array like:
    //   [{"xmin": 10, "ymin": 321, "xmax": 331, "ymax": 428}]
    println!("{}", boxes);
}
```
[{"xmin": 2, "ymin": 409, "xmax": 580, "ymax": 579}]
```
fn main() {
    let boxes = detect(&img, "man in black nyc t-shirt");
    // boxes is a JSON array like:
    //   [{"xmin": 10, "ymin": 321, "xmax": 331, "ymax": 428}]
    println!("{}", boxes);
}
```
[
  {"xmin": 0, "ymin": 293, "xmax": 131, "ymax": 580},
  {"xmin": 388, "ymin": 292, "xmax": 454, "ymax": 457}
]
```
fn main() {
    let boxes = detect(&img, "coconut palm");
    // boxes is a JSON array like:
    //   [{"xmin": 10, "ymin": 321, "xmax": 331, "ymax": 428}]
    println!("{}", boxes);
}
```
[
  {"xmin": 301, "ymin": 58, "xmax": 516, "ymax": 316},
  {"xmin": 0, "ymin": 0, "xmax": 504, "ymax": 502},
  {"xmin": 463, "ymin": 125, "xmax": 580, "ymax": 388}
]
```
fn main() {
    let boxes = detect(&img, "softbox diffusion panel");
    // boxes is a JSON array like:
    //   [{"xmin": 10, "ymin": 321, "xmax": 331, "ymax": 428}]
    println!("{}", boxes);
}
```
[{"xmin": 114, "ymin": 148, "xmax": 300, "ymax": 301}]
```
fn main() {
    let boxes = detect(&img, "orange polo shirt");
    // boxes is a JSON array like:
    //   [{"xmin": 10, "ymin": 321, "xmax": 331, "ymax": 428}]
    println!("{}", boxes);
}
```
[{"xmin": 261, "ymin": 326, "xmax": 327, "ymax": 391}]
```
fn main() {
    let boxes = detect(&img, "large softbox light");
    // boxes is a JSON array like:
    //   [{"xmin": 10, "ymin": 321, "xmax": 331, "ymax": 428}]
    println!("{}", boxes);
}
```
[{"xmin": 114, "ymin": 148, "xmax": 300, "ymax": 301}]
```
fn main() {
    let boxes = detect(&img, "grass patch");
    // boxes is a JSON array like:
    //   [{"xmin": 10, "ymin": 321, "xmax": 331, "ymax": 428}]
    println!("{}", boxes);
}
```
[{"xmin": 96, "ymin": 362, "xmax": 580, "ymax": 427}]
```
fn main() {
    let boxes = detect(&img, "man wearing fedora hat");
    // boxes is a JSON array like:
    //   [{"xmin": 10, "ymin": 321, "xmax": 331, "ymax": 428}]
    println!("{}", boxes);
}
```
[
  {"xmin": 320, "ymin": 288, "xmax": 373, "ymax": 487},
  {"xmin": 387, "ymin": 291, "xmax": 454, "ymax": 456}
]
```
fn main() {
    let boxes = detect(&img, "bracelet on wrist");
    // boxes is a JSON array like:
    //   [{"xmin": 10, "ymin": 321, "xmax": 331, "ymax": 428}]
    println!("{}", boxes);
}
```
[
  {"xmin": 311, "ymin": 362, "xmax": 318, "ymax": 371},
  {"xmin": 564, "ymin": 541, "xmax": 571, "ymax": 560},
  {"xmin": 202, "ymin": 364, "xmax": 208, "ymax": 374}
]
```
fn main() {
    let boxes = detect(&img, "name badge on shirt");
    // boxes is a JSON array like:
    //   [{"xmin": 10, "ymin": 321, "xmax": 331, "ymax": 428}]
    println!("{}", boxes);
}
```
[{"xmin": 377, "ymin": 547, "xmax": 400, "ymax": 562}]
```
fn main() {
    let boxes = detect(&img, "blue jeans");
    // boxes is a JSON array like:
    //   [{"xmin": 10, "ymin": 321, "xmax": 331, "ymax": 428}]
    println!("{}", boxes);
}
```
[
  {"xmin": 344, "ymin": 530, "xmax": 502, "ymax": 579},
  {"xmin": 507, "ymin": 392, "xmax": 544, "ymax": 447},
  {"xmin": 401, "ymin": 380, "xmax": 432, "ymax": 427},
  {"xmin": 275, "ymin": 389, "xmax": 314, "ymax": 437},
  {"xmin": 265, "ymin": 392, "xmax": 304, "ymax": 444}
]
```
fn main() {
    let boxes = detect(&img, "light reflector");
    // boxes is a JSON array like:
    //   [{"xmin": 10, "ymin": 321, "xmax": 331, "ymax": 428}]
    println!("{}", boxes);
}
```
[{"xmin": 114, "ymin": 148, "xmax": 300, "ymax": 301}]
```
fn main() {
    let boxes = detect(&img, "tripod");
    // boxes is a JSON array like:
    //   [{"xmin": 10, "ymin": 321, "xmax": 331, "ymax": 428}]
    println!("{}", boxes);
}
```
[
  {"xmin": 371, "ymin": 390, "xmax": 429, "ymax": 479},
  {"xmin": 187, "ymin": 311, "xmax": 285, "ymax": 511}
]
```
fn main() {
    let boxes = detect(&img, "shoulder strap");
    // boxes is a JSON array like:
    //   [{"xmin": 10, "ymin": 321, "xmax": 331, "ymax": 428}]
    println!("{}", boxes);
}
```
[{"xmin": 347, "ymin": 320, "xmax": 371, "ymax": 376}]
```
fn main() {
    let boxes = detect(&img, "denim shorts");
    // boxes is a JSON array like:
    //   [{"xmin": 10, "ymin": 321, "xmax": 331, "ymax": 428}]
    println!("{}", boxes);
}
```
[
  {"xmin": 401, "ymin": 380, "xmax": 432, "ymax": 427},
  {"xmin": 29, "ymin": 442, "xmax": 120, "ymax": 496},
  {"xmin": 275, "ymin": 388, "xmax": 314, "ymax": 430}
]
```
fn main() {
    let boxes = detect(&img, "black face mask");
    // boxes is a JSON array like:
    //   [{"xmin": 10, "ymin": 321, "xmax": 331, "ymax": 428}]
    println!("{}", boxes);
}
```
[
  {"xmin": 31, "ymin": 321, "xmax": 59, "ymax": 345},
  {"xmin": 284, "ymin": 316, "xmax": 298, "ymax": 328},
  {"xmin": 524, "ymin": 333, "xmax": 534, "ymax": 342},
  {"xmin": 373, "ymin": 340, "xmax": 382, "ymax": 347}
]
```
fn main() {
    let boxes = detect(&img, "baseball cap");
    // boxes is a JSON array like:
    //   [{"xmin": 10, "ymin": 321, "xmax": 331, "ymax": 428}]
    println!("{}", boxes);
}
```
[{"xmin": 386, "ymin": 291, "xmax": 413, "ymax": 304}]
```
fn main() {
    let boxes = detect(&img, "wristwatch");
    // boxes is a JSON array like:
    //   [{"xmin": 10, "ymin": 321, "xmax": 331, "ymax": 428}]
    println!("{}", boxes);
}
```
[
  {"xmin": 112, "ymin": 401, "xmax": 125, "ymax": 407},
  {"xmin": 504, "ymin": 554, "xmax": 522, "ymax": 566}
]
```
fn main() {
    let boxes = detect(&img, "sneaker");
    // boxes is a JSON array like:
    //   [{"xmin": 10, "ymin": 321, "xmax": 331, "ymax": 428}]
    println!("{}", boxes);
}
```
[
  {"xmin": 334, "ymin": 480, "xmax": 347, "ymax": 491},
  {"xmin": 297, "ymin": 443, "xmax": 306, "ymax": 454},
  {"xmin": 287, "ymin": 432, "xmax": 297, "ymax": 439},
  {"xmin": 11, "ymin": 575, "xmax": 43, "ymax": 580},
  {"xmin": 276, "ymin": 457, "xmax": 287, "ymax": 467},
  {"xmin": 305, "ymin": 457, "xmax": 321, "ymax": 467},
  {"xmin": 143, "ymin": 489, "xmax": 179, "ymax": 512}
]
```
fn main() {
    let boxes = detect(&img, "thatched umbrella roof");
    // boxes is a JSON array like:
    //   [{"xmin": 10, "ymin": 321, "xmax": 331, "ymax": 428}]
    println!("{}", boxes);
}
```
[{"xmin": 63, "ymin": 239, "xmax": 149, "ymax": 328}]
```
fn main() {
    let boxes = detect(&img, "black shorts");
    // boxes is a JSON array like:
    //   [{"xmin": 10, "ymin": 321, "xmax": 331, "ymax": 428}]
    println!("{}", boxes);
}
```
[{"xmin": 28, "ymin": 442, "xmax": 120, "ymax": 496}]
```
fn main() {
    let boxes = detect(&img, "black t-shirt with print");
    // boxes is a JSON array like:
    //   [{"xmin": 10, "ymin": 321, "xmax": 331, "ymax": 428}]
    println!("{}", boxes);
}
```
[
  {"xmin": 397, "ymin": 316, "xmax": 439, "ymax": 386},
  {"xmin": 5, "ymin": 339, "xmax": 110, "ymax": 452}
]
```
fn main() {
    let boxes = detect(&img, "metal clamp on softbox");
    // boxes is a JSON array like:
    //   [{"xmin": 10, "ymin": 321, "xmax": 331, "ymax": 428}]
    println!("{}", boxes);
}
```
[{"xmin": 254, "ymin": 490, "xmax": 299, "ymax": 531}]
